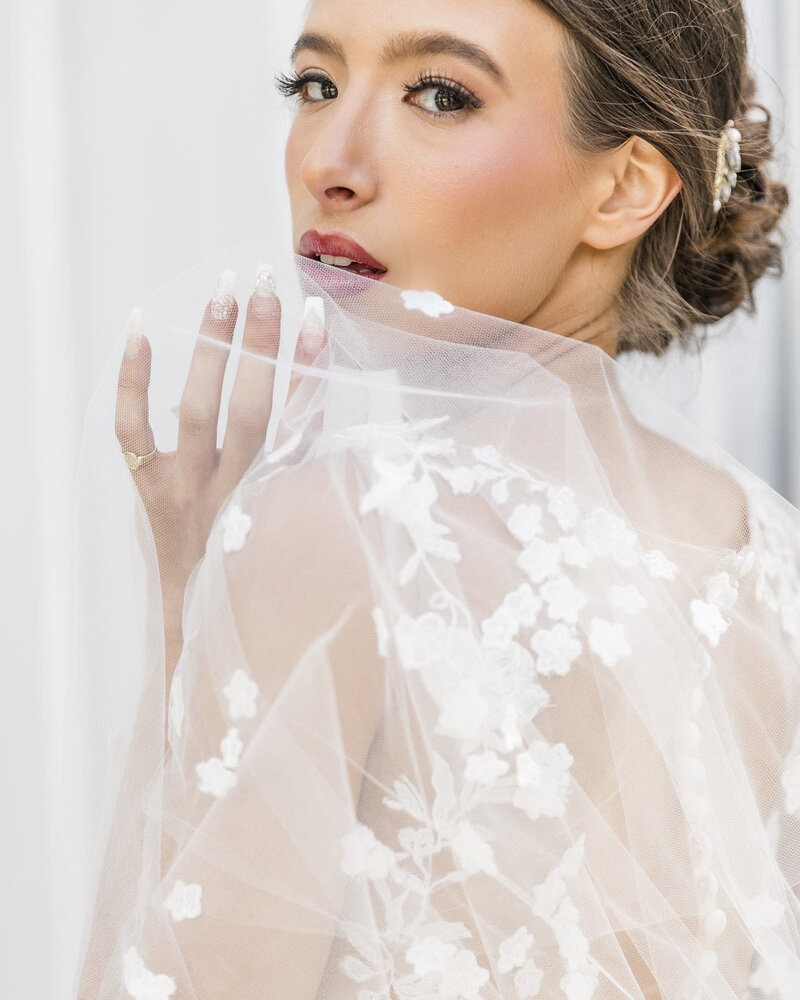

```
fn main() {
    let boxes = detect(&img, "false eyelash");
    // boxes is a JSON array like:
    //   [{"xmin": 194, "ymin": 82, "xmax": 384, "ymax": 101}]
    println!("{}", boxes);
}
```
[{"xmin": 273, "ymin": 69, "xmax": 484, "ymax": 117}]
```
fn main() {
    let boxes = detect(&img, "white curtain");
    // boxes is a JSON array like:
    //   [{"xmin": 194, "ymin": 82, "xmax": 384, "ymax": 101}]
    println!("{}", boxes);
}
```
[{"xmin": 2, "ymin": 1, "xmax": 797, "ymax": 996}]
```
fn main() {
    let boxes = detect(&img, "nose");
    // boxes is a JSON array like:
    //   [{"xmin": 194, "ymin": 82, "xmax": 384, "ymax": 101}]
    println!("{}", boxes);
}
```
[{"xmin": 298, "ymin": 94, "xmax": 379, "ymax": 211}]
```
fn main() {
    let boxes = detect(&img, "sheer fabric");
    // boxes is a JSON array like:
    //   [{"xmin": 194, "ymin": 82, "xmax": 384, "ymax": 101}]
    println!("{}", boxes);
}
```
[{"xmin": 72, "ymin": 241, "xmax": 800, "ymax": 1000}]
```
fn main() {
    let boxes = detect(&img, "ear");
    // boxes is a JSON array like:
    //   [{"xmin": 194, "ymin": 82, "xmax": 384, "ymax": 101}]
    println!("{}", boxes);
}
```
[{"xmin": 581, "ymin": 136, "xmax": 683, "ymax": 251}]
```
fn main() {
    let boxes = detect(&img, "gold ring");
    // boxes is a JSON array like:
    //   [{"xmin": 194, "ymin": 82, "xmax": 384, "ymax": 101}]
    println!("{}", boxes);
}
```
[{"xmin": 122, "ymin": 445, "xmax": 159, "ymax": 471}]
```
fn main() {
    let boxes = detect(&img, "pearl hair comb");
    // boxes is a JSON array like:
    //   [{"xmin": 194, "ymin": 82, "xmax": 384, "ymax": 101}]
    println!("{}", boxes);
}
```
[{"xmin": 713, "ymin": 119, "xmax": 742, "ymax": 213}]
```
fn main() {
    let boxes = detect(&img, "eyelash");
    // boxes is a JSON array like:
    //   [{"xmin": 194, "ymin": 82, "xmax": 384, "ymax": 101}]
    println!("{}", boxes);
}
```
[{"xmin": 273, "ymin": 69, "xmax": 484, "ymax": 119}]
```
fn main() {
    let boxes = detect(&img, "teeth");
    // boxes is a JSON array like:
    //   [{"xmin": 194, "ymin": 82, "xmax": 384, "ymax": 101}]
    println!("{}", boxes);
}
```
[{"xmin": 319, "ymin": 254, "xmax": 354, "ymax": 267}]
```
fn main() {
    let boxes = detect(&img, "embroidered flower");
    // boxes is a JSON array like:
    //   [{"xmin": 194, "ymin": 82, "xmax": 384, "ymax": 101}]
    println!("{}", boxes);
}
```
[
  {"xmin": 394, "ymin": 612, "xmax": 448, "ymax": 672},
  {"xmin": 221, "ymin": 504, "xmax": 252, "ymax": 553},
  {"xmin": 508, "ymin": 504, "xmax": 544, "ymax": 545},
  {"xmin": 446, "ymin": 466, "xmax": 478, "ymax": 495},
  {"xmin": 400, "ymin": 289, "xmax": 455, "ymax": 318},
  {"xmin": 406, "ymin": 935, "xmax": 458, "ymax": 976},
  {"xmin": 588, "ymin": 618, "xmax": 632, "ymax": 667},
  {"xmin": 341, "ymin": 824, "xmax": 398, "ymax": 881},
  {"xmin": 168, "ymin": 675, "xmax": 184, "ymax": 739},
  {"xmin": 515, "ymin": 959, "xmax": 545, "ymax": 999},
  {"xmin": 501, "ymin": 703, "xmax": 524, "ymax": 752},
  {"xmin": 781, "ymin": 751, "xmax": 800, "ymax": 814},
  {"xmin": 582, "ymin": 508, "xmax": 638, "ymax": 567},
  {"xmin": 438, "ymin": 948, "xmax": 491, "ymax": 998},
  {"xmin": 560, "ymin": 967, "xmax": 599, "ymax": 1000},
  {"xmin": 465, "ymin": 749, "xmax": 511, "ymax": 785},
  {"xmin": 513, "ymin": 741, "xmax": 574, "ymax": 820},
  {"xmin": 518, "ymin": 539, "xmax": 563, "ymax": 584},
  {"xmin": 436, "ymin": 679, "xmax": 490, "ymax": 742},
  {"xmin": 530, "ymin": 624, "xmax": 582, "ymax": 677},
  {"xmin": 540, "ymin": 576, "xmax": 587, "ymax": 625},
  {"xmin": 481, "ymin": 606, "xmax": 520, "ymax": 649},
  {"xmin": 220, "ymin": 726, "xmax": 243, "ymax": 769},
  {"xmin": 546, "ymin": 485, "xmax": 579, "ymax": 532},
  {"xmin": 559, "ymin": 536, "xmax": 592, "ymax": 569},
  {"xmin": 398, "ymin": 825, "xmax": 436, "ymax": 862},
  {"xmin": 222, "ymin": 668, "xmax": 259, "ymax": 720},
  {"xmin": 163, "ymin": 879, "xmax": 202, "ymax": 922},
  {"xmin": 123, "ymin": 946, "xmax": 176, "ymax": 1000},
  {"xmin": 532, "ymin": 868, "xmax": 568, "ymax": 919},
  {"xmin": 642, "ymin": 549, "xmax": 679, "ymax": 581},
  {"xmin": 451, "ymin": 820, "xmax": 498, "ymax": 876},
  {"xmin": 196, "ymin": 757, "xmax": 238, "ymax": 798},
  {"xmin": 503, "ymin": 582, "xmax": 543, "ymax": 629},
  {"xmin": 706, "ymin": 571, "xmax": 738, "ymax": 612},
  {"xmin": 610, "ymin": 584, "xmax": 647, "ymax": 615},
  {"xmin": 372, "ymin": 606, "xmax": 390, "ymax": 657},
  {"xmin": 497, "ymin": 926, "xmax": 534, "ymax": 974},
  {"xmin": 691, "ymin": 598, "xmax": 729, "ymax": 647}
]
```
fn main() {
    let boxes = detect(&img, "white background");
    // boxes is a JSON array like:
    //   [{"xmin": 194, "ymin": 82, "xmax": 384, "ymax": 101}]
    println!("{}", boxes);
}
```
[{"xmin": 2, "ymin": 1, "xmax": 798, "ymax": 996}]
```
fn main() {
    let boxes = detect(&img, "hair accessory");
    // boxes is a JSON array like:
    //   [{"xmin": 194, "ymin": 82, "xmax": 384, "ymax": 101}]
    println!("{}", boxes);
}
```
[{"xmin": 713, "ymin": 119, "xmax": 742, "ymax": 213}]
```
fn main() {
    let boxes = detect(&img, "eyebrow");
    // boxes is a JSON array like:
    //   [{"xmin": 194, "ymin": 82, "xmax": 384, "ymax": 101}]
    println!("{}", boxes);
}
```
[{"xmin": 290, "ymin": 30, "xmax": 509, "ymax": 88}]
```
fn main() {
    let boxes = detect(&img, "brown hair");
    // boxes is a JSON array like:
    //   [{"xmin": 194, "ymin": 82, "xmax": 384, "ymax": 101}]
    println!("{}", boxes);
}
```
[{"xmin": 537, "ymin": 0, "xmax": 790, "ymax": 355}]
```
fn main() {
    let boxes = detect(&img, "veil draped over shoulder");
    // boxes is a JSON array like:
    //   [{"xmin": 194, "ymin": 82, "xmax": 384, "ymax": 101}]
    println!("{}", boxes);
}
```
[{"xmin": 71, "ymin": 241, "xmax": 800, "ymax": 1000}]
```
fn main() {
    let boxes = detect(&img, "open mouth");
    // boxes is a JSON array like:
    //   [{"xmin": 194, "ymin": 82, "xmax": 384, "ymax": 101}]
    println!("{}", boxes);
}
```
[{"xmin": 309, "ymin": 253, "xmax": 387, "ymax": 277}]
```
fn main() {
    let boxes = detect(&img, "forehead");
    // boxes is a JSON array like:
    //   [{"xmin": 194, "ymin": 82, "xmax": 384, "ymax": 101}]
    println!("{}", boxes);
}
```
[{"xmin": 297, "ymin": 0, "xmax": 566, "ymax": 89}]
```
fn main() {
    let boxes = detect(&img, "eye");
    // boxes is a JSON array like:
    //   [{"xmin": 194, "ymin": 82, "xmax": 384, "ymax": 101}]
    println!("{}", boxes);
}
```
[
  {"xmin": 403, "ymin": 74, "xmax": 484, "ymax": 118},
  {"xmin": 274, "ymin": 71, "xmax": 338, "ymax": 104}
]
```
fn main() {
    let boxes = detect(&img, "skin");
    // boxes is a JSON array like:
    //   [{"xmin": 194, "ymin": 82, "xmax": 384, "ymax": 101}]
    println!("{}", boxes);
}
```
[{"xmin": 287, "ymin": 0, "xmax": 683, "ymax": 358}]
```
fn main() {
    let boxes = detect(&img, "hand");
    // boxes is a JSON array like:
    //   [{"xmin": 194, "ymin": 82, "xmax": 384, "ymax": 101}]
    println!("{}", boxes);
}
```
[{"xmin": 115, "ymin": 267, "xmax": 327, "ymax": 685}]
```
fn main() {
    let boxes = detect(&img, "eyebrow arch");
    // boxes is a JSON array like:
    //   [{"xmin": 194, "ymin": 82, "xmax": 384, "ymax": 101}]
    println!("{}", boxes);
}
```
[{"xmin": 290, "ymin": 30, "xmax": 509, "ymax": 89}]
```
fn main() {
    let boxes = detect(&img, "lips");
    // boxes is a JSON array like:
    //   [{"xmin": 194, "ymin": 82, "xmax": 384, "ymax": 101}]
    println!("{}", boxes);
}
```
[{"xmin": 298, "ymin": 230, "xmax": 388, "ymax": 274}]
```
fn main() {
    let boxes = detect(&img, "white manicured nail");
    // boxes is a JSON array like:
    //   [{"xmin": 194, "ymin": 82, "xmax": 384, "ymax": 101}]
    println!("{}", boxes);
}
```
[
  {"xmin": 252, "ymin": 262, "xmax": 277, "ymax": 298},
  {"xmin": 301, "ymin": 296, "xmax": 325, "ymax": 353},
  {"xmin": 211, "ymin": 268, "xmax": 237, "ymax": 321},
  {"xmin": 124, "ymin": 308, "xmax": 143, "ymax": 358}
]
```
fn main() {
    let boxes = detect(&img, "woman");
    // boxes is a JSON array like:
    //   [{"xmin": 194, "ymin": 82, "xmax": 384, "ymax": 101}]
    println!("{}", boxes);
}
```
[{"xmin": 74, "ymin": 1, "xmax": 798, "ymax": 998}]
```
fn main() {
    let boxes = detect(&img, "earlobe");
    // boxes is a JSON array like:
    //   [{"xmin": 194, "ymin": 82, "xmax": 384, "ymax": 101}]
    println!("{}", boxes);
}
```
[{"xmin": 583, "ymin": 137, "xmax": 682, "ymax": 251}]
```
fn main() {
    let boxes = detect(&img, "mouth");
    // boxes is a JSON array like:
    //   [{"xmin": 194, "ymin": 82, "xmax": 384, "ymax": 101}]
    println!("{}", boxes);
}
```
[{"xmin": 298, "ymin": 229, "xmax": 388, "ymax": 279}]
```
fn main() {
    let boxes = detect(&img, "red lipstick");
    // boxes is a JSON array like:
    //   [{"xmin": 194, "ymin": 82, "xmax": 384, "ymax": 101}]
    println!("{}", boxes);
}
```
[{"xmin": 298, "ymin": 230, "xmax": 388, "ymax": 275}]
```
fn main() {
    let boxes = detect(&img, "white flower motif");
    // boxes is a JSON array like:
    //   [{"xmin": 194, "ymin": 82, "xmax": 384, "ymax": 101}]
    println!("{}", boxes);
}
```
[
  {"xmin": 447, "ymin": 466, "xmax": 477, "ymax": 495},
  {"xmin": 514, "ymin": 740, "xmax": 574, "ymax": 821},
  {"xmin": 515, "ymin": 959, "xmax": 545, "ymax": 999},
  {"xmin": 532, "ymin": 868, "xmax": 567, "ymax": 919},
  {"xmin": 588, "ymin": 618, "xmax": 632, "ymax": 667},
  {"xmin": 220, "ymin": 726, "xmax": 243, "ymax": 769},
  {"xmin": 552, "ymin": 896, "xmax": 591, "ymax": 967},
  {"xmin": 394, "ymin": 611, "xmax": 450, "ymax": 672},
  {"xmin": 436, "ymin": 678, "xmax": 490, "ymax": 741},
  {"xmin": 560, "ymin": 967, "xmax": 599, "ymax": 1000},
  {"xmin": 481, "ymin": 606, "xmax": 520, "ymax": 650},
  {"xmin": 706, "ymin": 571, "xmax": 738, "ymax": 612},
  {"xmin": 398, "ymin": 825, "xmax": 436, "ymax": 861},
  {"xmin": 372, "ymin": 606, "xmax": 390, "ymax": 657},
  {"xmin": 341, "ymin": 824, "xmax": 398, "ymax": 881},
  {"xmin": 497, "ymin": 926, "xmax": 534, "ymax": 974},
  {"xmin": 642, "ymin": 549, "xmax": 679, "ymax": 581},
  {"xmin": 163, "ymin": 879, "xmax": 202, "ymax": 922},
  {"xmin": 503, "ymin": 582, "xmax": 543, "ymax": 629},
  {"xmin": 748, "ymin": 891, "xmax": 785, "ymax": 928},
  {"xmin": 438, "ymin": 948, "xmax": 491, "ymax": 998},
  {"xmin": 530, "ymin": 624, "xmax": 582, "ymax": 677},
  {"xmin": 582, "ymin": 508, "xmax": 638, "ymax": 566},
  {"xmin": 123, "ymin": 946, "xmax": 176, "ymax": 1000},
  {"xmin": 400, "ymin": 288, "xmax": 455, "ymax": 318},
  {"xmin": 518, "ymin": 539, "xmax": 563, "ymax": 584},
  {"xmin": 547, "ymin": 485, "xmax": 579, "ymax": 532},
  {"xmin": 465, "ymin": 749, "xmax": 511, "ymax": 785},
  {"xmin": 559, "ymin": 535, "xmax": 592, "ymax": 569},
  {"xmin": 451, "ymin": 820, "xmax": 498, "ymax": 876},
  {"xmin": 196, "ymin": 756, "xmax": 238, "ymax": 798},
  {"xmin": 691, "ymin": 598, "xmax": 729, "ymax": 647},
  {"xmin": 223, "ymin": 668, "xmax": 259, "ymax": 720},
  {"xmin": 508, "ymin": 504, "xmax": 544, "ymax": 545},
  {"xmin": 610, "ymin": 584, "xmax": 647, "ymax": 615},
  {"xmin": 406, "ymin": 935, "xmax": 458, "ymax": 976},
  {"xmin": 221, "ymin": 504, "xmax": 252, "ymax": 554},
  {"xmin": 492, "ymin": 478, "xmax": 510, "ymax": 504},
  {"xmin": 781, "ymin": 752, "xmax": 800, "ymax": 814},
  {"xmin": 168, "ymin": 675, "xmax": 184, "ymax": 739},
  {"xmin": 501, "ymin": 703, "xmax": 524, "ymax": 751},
  {"xmin": 540, "ymin": 576, "xmax": 587, "ymax": 625}
]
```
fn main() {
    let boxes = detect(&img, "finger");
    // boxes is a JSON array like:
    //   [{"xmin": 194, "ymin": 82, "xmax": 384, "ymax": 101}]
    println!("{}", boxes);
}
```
[
  {"xmin": 115, "ymin": 309, "xmax": 156, "ymax": 469},
  {"xmin": 289, "ymin": 295, "xmax": 328, "ymax": 399},
  {"xmin": 176, "ymin": 269, "xmax": 239, "ymax": 495},
  {"xmin": 217, "ymin": 264, "xmax": 282, "ymax": 493}
]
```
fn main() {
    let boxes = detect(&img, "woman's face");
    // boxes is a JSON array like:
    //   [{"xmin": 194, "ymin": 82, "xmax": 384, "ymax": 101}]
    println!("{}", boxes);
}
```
[{"xmin": 284, "ymin": 0, "xmax": 641, "ymax": 349}]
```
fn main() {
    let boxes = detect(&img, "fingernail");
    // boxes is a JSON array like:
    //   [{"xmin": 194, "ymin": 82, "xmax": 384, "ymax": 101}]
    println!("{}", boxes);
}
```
[
  {"xmin": 300, "ymin": 296, "xmax": 325, "ymax": 354},
  {"xmin": 211, "ymin": 268, "xmax": 237, "ymax": 321},
  {"xmin": 124, "ymin": 308, "xmax": 143, "ymax": 359},
  {"xmin": 252, "ymin": 262, "xmax": 277, "ymax": 299}
]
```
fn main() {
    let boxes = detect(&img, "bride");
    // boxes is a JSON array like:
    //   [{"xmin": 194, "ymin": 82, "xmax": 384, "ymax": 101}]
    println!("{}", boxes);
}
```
[{"xmin": 75, "ymin": 1, "xmax": 799, "ymax": 998}]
